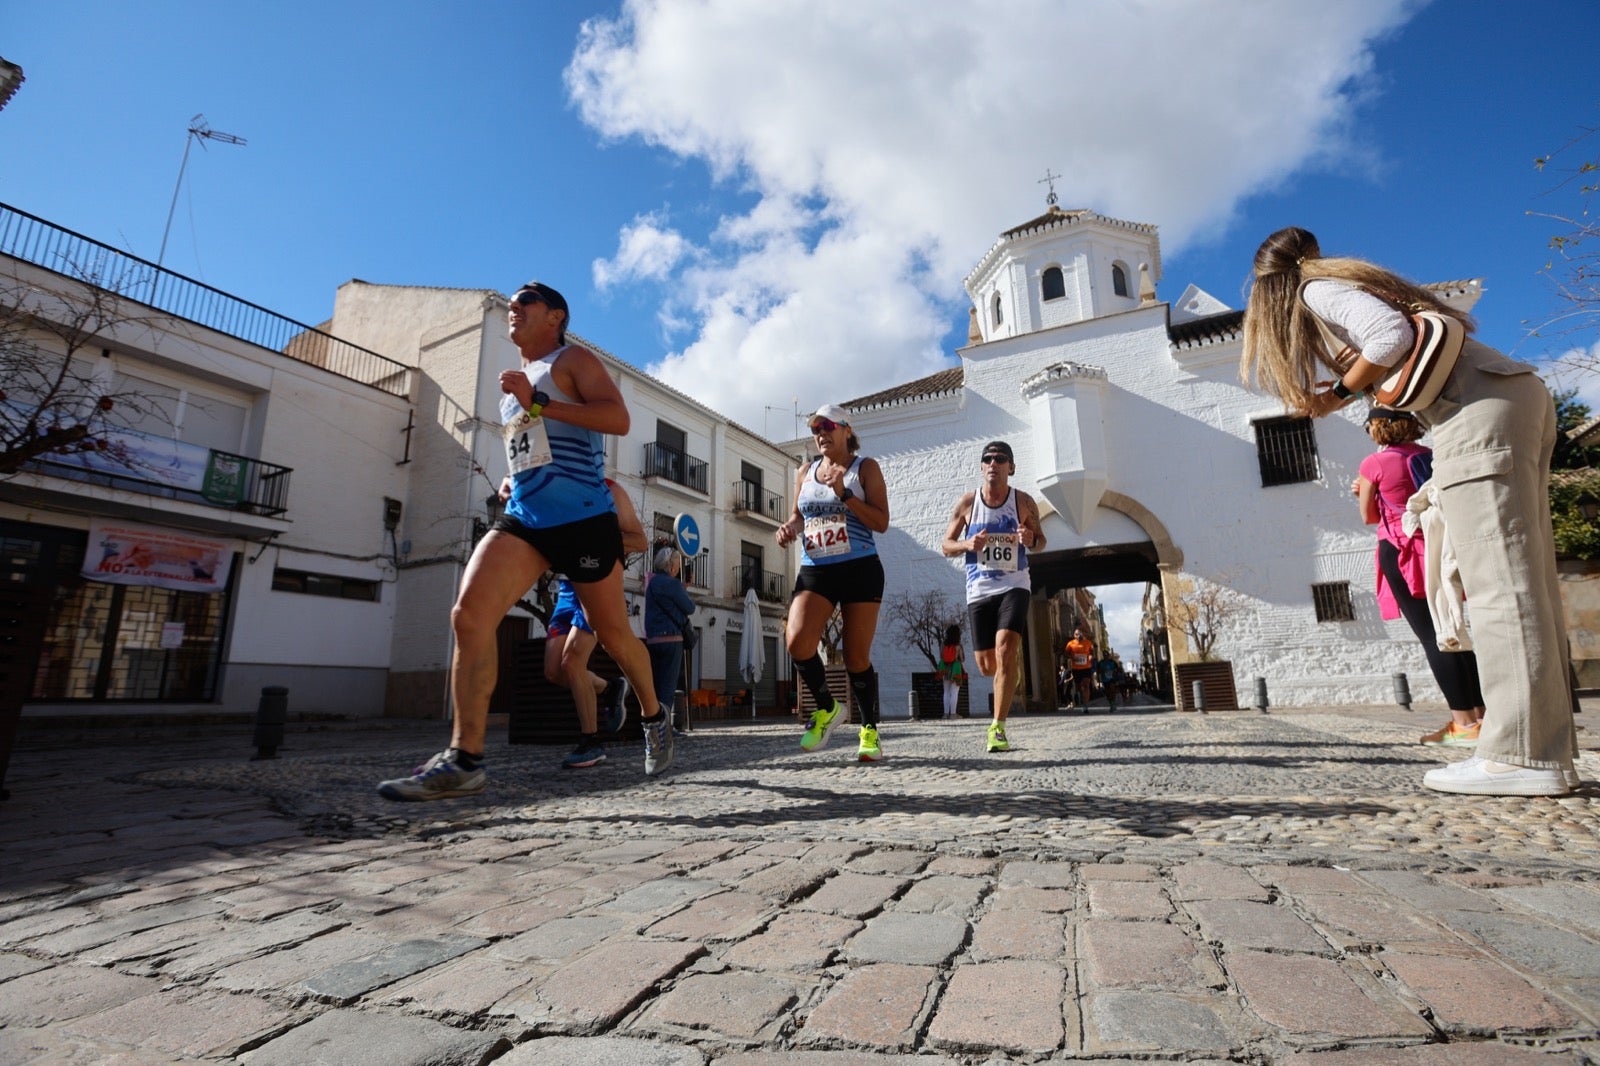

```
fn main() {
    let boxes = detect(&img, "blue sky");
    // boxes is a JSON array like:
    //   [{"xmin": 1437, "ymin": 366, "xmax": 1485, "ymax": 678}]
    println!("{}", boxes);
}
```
[{"xmin": 6, "ymin": 1, "xmax": 1598, "ymax": 660}]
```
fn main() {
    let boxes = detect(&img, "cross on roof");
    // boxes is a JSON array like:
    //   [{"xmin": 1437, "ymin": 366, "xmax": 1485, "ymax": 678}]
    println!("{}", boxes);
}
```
[{"xmin": 1038, "ymin": 168, "xmax": 1061, "ymax": 207}]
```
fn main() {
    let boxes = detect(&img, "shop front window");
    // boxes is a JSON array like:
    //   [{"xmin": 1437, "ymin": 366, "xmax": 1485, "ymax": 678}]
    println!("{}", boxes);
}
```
[{"xmin": 2, "ymin": 519, "xmax": 232, "ymax": 702}]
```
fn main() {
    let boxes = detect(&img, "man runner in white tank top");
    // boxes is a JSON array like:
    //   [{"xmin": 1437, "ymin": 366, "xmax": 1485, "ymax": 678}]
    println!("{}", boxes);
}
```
[{"xmin": 940, "ymin": 441, "xmax": 1044, "ymax": 753}]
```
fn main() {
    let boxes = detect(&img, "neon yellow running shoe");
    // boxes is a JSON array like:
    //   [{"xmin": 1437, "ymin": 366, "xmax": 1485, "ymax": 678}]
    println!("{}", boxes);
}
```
[
  {"xmin": 986, "ymin": 721, "xmax": 1010, "ymax": 753},
  {"xmin": 857, "ymin": 725, "xmax": 882, "ymax": 762},
  {"xmin": 800, "ymin": 699, "xmax": 844, "ymax": 752}
]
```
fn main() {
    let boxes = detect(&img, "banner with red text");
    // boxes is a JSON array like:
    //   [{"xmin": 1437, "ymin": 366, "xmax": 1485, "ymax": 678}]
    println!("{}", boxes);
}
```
[{"xmin": 82, "ymin": 517, "xmax": 238, "ymax": 593}]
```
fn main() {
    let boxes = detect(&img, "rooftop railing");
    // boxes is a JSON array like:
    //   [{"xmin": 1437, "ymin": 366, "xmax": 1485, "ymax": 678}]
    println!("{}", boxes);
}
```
[{"xmin": 0, "ymin": 202, "xmax": 412, "ymax": 398}]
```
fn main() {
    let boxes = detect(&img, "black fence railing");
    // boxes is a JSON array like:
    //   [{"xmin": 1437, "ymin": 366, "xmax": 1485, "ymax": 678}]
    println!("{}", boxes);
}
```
[
  {"xmin": 642, "ymin": 441, "xmax": 708, "ymax": 494},
  {"xmin": 732, "ymin": 564, "xmax": 785, "ymax": 603},
  {"xmin": 33, "ymin": 448, "xmax": 293, "ymax": 518},
  {"xmin": 731, "ymin": 479, "xmax": 784, "ymax": 521},
  {"xmin": 682, "ymin": 554, "xmax": 709, "ymax": 590},
  {"xmin": 0, "ymin": 202, "xmax": 412, "ymax": 399}
]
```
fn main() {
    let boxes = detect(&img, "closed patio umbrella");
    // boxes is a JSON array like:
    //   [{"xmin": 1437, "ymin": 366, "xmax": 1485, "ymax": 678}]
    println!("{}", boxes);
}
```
[{"xmin": 740, "ymin": 588, "xmax": 764, "ymax": 717}]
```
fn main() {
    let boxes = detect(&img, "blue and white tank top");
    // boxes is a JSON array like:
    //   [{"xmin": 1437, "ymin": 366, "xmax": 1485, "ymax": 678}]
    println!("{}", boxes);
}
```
[
  {"xmin": 963, "ymin": 487, "xmax": 1030, "ymax": 602},
  {"xmin": 499, "ymin": 346, "xmax": 613, "ymax": 529},
  {"xmin": 797, "ymin": 456, "xmax": 877, "ymax": 567}
]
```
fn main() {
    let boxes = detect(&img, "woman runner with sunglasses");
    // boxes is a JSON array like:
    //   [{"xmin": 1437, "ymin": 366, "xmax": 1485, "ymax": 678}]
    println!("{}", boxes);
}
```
[{"xmin": 776, "ymin": 404, "xmax": 891, "ymax": 761}]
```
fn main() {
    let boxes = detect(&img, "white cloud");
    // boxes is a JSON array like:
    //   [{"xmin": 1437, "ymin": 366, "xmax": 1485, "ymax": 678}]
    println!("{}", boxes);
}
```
[
  {"xmin": 1540, "ymin": 338, "xmax": 1600, "ymax": 417},
  {"xmin": 566, "ymin": 0, "xmax": 1415, "ymax": 434},
  {"xmin": 592, "ymin": 212, "xmax": 691, "ymax": 289},
  {"xmin": 1089, "ymin": 583, "xmax": 1151, "ymax": 666}
]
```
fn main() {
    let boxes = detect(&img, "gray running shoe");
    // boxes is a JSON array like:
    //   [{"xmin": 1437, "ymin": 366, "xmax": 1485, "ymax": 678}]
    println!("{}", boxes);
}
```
[
  {"xmin": 643, "ymin": 714, "xmax": 675, "ymax": 777},
  {"xmin": 377, "ymin": 750, "xmax": 485, "ymax": 801},
  {"xmin": 600, "ymin": 675, "xmax": 631, "ymax": 733}
]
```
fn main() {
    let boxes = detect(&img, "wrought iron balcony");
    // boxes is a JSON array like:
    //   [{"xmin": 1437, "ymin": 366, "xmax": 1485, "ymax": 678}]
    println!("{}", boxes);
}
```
[
  {"xmin": 681, "ymin": 553, "xmax": 710, "ymax": 590},
  {"xmin": 30, "ymin": 434, "xmax": 292, "ymax": 517},
  {"xmin": 732, "ymin": 563, "xmax": 785, "ymax": 603},
  {"xmin": 0, "ymin": 202, "xmax": 412, "ymax": 398},
  {"xmin": 731, "ymin": 479, "xmax": 784, "ymax": 522},
  {"xmin": 642, "ymin": 441, "xmax": 708, "ymax": 494}
]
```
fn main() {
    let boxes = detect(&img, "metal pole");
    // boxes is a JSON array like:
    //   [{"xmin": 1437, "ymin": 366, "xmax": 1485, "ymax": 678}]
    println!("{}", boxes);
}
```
[
  {"xmin": 1253, "ymin": 676, "xmax": 1269, "ymax": 714},
  {"xmin": 157, "ymin": 130, "xmax": 196, "ymax": 270},
  {"xmin": 1192, "ymin": 679, "xmax": 1207, "ymax": 714}
]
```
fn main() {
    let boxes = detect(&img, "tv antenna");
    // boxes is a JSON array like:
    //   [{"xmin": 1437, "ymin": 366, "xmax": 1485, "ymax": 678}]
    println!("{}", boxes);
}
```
[
  {"xmin": 158, "ymin": 114, "xmax": 247, "ymax": 269},
  {"xmin": 764, "ymin": 399, "xmax": 800, "ymax": 441}
]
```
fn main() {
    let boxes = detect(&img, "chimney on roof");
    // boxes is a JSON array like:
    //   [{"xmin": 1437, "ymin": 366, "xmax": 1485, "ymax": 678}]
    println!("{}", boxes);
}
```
[
  {"xmin": 968, "ymin": 306, "xmax": 981, "ymax": 344},
  {"xmin": 1138, "ymin": 262, "xmax": 1157, "ymax": 305}
]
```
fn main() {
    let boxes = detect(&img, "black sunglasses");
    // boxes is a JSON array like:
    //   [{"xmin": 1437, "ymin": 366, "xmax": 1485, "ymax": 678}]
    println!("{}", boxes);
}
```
[
  {"xmin": 512, "ymin": 291, "xmax": 549, "ymax": 308},
  {"xmin": 981, "ymin": 454, "xmax": 1009, "ymax": 465}
]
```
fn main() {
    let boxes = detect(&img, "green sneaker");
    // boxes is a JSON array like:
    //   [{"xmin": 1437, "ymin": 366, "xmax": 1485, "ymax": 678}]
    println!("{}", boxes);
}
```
[
  {"xmin": 857, "ymin": 725, "xmax": 882, "ymax": 762},
  {"xmin": 986, "ymin": 721, "xmax": 1010, "ymax": 753},
  {"xmin": 800, "ymin": 699, "xmax": 844, "ymax": 752}
]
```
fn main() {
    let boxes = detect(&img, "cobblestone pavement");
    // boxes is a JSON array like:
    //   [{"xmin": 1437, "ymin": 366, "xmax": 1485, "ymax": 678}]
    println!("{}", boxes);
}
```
[{"xmin": 4, "ymin": 699, "xmax": 1600, "ymax": 1064}]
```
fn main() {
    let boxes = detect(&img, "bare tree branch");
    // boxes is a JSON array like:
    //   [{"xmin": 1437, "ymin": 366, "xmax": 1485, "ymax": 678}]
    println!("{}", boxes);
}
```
[
  {"xmin": 1166, "ymin": 574, "xmax": 1246, "ymax": 663},
  {"xmin": 1527, "ymin": 118, "xmax": 1599, "ymax": 347},
  {"xmin": 1, "ymin": 261, "xmax": 169, "ymax": 477},
  {"xmin": 883, "ymin": 588, "xmax": 965, "ymax": 671}
]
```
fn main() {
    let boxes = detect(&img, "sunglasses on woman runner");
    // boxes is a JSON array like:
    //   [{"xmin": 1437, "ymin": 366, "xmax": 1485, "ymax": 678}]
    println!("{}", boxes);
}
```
[{"xmin": 810, "ymin": 418, "xmax": 840, "ymax": 433}]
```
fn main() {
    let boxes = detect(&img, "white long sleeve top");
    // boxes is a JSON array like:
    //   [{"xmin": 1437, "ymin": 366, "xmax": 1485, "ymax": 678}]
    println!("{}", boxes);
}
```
[{"xmin": 1301, "ymin": 279, "xmax": 1415, "ymax": 368}]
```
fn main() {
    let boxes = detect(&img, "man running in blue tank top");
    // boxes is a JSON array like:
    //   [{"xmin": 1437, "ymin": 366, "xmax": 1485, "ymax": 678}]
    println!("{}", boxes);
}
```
[
  {"xmin": 941, "ymin": 441, "xmax": 1044, "ymax": 753},
  {"xmin": 379, "ymin": 282, "xmax": 670, "ymax": 801}
]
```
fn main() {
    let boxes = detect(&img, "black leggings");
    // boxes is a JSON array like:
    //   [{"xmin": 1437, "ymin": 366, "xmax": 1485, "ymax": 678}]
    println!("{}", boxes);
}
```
[{"xmin": 1377, "ymin": 539, "xmax": 1483, "ymax": 711}]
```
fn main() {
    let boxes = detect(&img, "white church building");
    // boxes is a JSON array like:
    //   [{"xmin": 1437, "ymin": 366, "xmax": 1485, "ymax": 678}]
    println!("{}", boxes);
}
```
[{"xmin": 823, "ymin": 205, "xmax": 1481, "ymax": 716}]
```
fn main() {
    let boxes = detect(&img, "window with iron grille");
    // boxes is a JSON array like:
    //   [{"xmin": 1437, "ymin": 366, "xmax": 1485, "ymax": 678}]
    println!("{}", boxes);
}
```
[
  {"xmin": 1254, "ymin": 415, "xmax": 1320, "ymax": 486},
  {"xmin": 1311, "ymin": 581, "xmax": 1354, "ymax": 622}
]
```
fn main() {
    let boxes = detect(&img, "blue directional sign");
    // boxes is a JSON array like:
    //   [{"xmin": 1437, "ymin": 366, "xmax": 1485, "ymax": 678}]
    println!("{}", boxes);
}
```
[{"xmin": 674, "ymin": 513, "xmax": 700, "ymax": 558}]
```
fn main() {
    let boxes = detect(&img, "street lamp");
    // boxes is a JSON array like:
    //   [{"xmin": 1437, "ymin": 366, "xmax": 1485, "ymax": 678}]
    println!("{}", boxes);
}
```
[{"xmin": 158, "ymin": 114, "xmax": 247, "ymax": 269}]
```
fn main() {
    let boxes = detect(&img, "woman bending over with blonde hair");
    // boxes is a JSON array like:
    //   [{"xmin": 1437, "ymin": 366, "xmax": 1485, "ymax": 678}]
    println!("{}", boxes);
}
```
[{"xmin": 1241, "ymin": 226, "xmax": 1578, "ymax": 796}]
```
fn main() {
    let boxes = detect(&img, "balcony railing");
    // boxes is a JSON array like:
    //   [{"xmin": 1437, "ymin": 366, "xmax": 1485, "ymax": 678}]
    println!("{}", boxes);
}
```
[
  {"xmin": 682, "ymin": 554, "xmax": 710, "ymax": 590},
  {"xmin": 732, "ymin": 564, "xmax": 785, "ymax": 603},
  {"xmin": 731, "ymin": 479, "xmax": 784, "ymax": 522},
  {"xmin": 32, "ymin": 442, "xmax": 292, "ymax": 518},
  {"xmin": 0, "ymin": 202, "xmax": 412, "ymax": 398},
  {"xmin": 642, "ymin": 441, "xmax": 708, "ymax": 494}
]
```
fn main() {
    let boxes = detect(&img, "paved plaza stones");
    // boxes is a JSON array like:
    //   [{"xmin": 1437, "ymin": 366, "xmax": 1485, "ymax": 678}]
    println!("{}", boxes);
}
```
[{"xmin": 2, "ymin": 700, "xmax": 1600, "ymax": 1062}]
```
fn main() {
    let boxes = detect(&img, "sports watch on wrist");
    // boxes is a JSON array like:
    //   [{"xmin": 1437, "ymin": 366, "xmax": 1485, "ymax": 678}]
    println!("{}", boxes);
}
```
[
  {"xmin": 839, "ymin": 488, "xmax": 854, "ymax": 502},
  {"xmin": 527, "ymin": 388, "xmax": 550, "ymax": 417},
  {"xmin": 1330, "ymin": 379, "xmax": 1356, "ymax": 401}
]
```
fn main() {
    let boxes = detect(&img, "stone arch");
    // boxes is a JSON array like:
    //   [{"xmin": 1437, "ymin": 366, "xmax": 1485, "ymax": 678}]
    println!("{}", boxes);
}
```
[{"xmin": 1098, "ymin": 489, "xmax": 1182, "ymax": 571}]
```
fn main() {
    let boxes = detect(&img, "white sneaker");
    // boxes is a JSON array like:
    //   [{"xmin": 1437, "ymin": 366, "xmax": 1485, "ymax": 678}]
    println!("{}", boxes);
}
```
[{"xmin": 1423, "ymin": 754, "xmax": 1571, "ymax": 797}]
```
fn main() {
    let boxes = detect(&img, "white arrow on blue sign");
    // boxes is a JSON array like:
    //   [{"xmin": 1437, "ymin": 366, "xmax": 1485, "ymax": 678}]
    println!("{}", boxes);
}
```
[{"xmin": 674, "ymin": 513, "xmax": 700, "ymax": 557}]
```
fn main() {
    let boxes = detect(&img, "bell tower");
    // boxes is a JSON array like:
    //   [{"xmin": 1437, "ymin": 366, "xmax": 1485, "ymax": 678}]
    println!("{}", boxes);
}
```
[{"xmin": 963, "ymin": 206, "xmax": 1162, "ymax": 344}]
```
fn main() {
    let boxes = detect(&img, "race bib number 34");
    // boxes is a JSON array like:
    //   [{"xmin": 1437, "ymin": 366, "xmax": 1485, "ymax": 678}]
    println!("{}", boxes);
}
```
[
  {"xmin": 503, "ymin": 411, "xmax": 552, "ymax": 474},
  {"xmin": 980, "ymin": 532, "xmax": 1018, "ymax": 572},
  {"xmin": 803, "ymin": 515, "xmax": 851, "ymax": 558}
]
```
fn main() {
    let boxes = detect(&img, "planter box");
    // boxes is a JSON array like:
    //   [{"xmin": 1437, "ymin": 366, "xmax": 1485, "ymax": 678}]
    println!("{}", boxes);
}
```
[
  {"xmin": 796, "ymin": 662, "xmax": 856, "ymax": 723},
  {"xmin": 508, "ymin": 639, "xmax": 637, "ymax": 744},
  {"xmin": 911, "ymin": 671, "xmax": 968, "ymax": 718},
  {"xmin": 1175, "ymin": 661, "xmax": 1238, "ymax": 712}
]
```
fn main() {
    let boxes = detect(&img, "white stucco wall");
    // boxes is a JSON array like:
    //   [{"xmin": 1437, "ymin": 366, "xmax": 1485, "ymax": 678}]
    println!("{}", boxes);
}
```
[{"xmin": 842, "ymin": 218, "xmax": 1446, "ymax": 717}]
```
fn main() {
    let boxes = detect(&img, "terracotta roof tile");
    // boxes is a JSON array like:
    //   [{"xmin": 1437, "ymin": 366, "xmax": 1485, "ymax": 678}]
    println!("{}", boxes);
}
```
[{"xmin": 840, "ymin": 366, "xmax": 964, "ymax": 411}]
